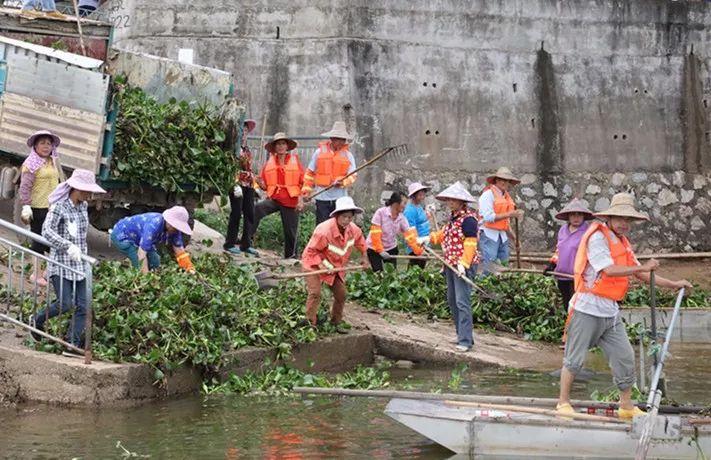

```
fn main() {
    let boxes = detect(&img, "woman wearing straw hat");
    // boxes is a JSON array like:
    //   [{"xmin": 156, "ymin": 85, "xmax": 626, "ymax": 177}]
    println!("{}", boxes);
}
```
[
  {"xmin": 477, "ymin": 167, "xmax": 524, "ymax": 273},
  {"xmin": 251, "ymin": 133, "xmax": 305, "ymax": 259},
  {"xmin": 224, "ymin": 118, "xmax": 259, "ymax": 257},
  {"xmin": 545, "ymin": 198, "xmax": 594, "ymax": 317},
  {"xmin": 18, "ymin": 130, "xmax": 64, "ymax": 287},
  {"xmin": 110, "ymin": 206, "xmax": 195, "ymax": 274},
  {"xmin": 427, "ymin": 182, "xmax": 479, "ymax": 352},
  {"xmin": 299, "ymin": 121, "xmax": 357, "ymax": 224},
  {"xmin": 403, "ymin": 182, "xmax": 433, "ymax": 269},
  {"xmin": 301, "ymin": 196, "xmax": 368, "ymax": 330},
  {"xmin": 33, "ymin": 169, "xmax": 106, "ymax": 350},
  {"xmin": 557, "ymin": 192, "xmax": 692, "ymax": 420}
]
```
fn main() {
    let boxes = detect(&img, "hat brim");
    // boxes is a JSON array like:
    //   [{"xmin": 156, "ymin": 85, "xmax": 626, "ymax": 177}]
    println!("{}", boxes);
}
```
[
  {"xmin": 408, "ymin": 186, "xmax": 431, "ymax": 197},
  {"xmin": 264, "ymin": 138, "xmax": 298, "ymax": 152},
  {"xmin": 164, "ymin": 215, "xmax": 194, "ymax": 235},
  {"xmin": 593, "ymin": 210, "xmax": 649, "ymax": 222},
  {"xmin": 320, "ymin": 130, "xmax": 353, "ymax": 140},
  {"xmin": 27, "ymin": 132, "xmax": 61, "ymax": 148},
  {"xmin": 486, "ymin": 175, "xmax": 521, "ymax": 185},
  {"xmin": 435, "ymin": 195, "xmax": 476, "ymax": 204},
  {"xmin": 67, "ymin": 179, "xmax": 106, "ymax": 195},
  {"xmin": 244, "ymin": 119, "xmax": 257, "ymax": 134},
  {"xmin": 555, "ymin": 211, "xmax": 594, "ymax": 221},
  {"xmin": 330, "ymin": 206, "xmax": 363, "ymax": 218}
]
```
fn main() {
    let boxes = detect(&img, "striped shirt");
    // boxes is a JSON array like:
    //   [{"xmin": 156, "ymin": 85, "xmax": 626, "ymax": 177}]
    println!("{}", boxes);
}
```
[{"xmin": 42, "ymin": 198, "xmax": 89, "ymax": 281}]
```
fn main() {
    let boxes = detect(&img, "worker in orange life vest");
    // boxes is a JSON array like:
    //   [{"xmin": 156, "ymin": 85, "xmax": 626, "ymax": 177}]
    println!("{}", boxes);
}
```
[
  {"xmin": 556, "ymin": 193, "xmax": 692, "ymax": 420},
  {"xmin": 477, "ymin": 167, "xmax": 524, "ymax": 273},
  {"xmin": 298, "ymin": 121, "xmax": 357, "ymax": 225},
  {"xmin": 252, "ymin": 133, "xmax": 305, "ymax": 259}
]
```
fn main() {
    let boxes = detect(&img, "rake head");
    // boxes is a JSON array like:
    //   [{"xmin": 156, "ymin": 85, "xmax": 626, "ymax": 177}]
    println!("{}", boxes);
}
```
[{"xmin": 254, "ymin": 270, "xmax": 279, "ymax": 291}]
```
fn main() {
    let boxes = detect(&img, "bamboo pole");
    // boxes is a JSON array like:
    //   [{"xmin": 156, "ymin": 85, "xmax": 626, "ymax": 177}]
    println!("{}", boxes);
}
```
[
  {"xmin": 443, "ymin": 400, "xmax": 626, "ymax": 424},
  {"xmin": 292, "ymin": 387, "xmax": 710, "ymax": 414},
  {"xmin": 390, "ymin": 255, "xmax": 435, "ymax": 261},
  {"xmin": 501, "ymin": 268, "xmax": 573, "ymax": 279},
  {"xmin": 520, "ymin": 252, "xmax": 711, "ymax": 261},
  {"xmin": 69, "ymin": 0, "xmax": 87, "ymax": 56}
]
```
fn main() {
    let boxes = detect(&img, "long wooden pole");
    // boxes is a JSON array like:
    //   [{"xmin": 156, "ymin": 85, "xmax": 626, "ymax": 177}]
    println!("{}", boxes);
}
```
[
  {"xmin": 271, "ymin": 265, "xmax": 366, "ymax": 279},
  {"xmin": 69, "ymin": 0, "xmax": 87, "ymax": 56},
  {"xmin": 443, "ymin": 400, "xmax": 626, "ymax": 424},
  {"xmin": 292, "ymin": 387, "xmax": 709, "ymax": 414},
  {"xmin": 422, "ymin": 246, "xmax": 494, "ymax": 298},
  {"xmin": 514, "ymin": 217, "xmax": 522, "ymax": 269}
]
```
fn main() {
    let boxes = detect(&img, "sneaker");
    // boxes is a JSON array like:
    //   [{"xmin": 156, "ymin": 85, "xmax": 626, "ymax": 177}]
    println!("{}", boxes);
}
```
[
  {"xmin": 617, "ymin": 406, "xmax": 646, "ymax": 420},
  {"xmin": 29, "ymin": 273, "xmax": 48, "ymax": 288},
  {"xmin": 20, "ymin": 9, "xmax": 42, "ymax": 19},
  {"xmin": 455, "ymin": 345, "xmax": 471, "ymax": 352},
  {"xmin": 224, "ymin": 246, "xmax": 241, "ymax": 255},
  {"xmin": 556, "ymin": 402, "xmax": 576, "ymax": 417},
  {"xmin": 44, "ymin": 10, "xmax": 68, "ymax": 20},
  {"xmin": 244, "ymin": 247, "xmax": 260, "ymax": 257},
  {"xmin": 332, "ymin": 322, "xmax": 351, "ymax": 334}
]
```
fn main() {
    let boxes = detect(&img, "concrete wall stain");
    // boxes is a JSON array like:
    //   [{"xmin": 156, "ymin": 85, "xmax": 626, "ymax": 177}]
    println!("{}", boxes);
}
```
[{"xmin": 534, "ymin": 47, "xmax": 563, "ymax": 177}]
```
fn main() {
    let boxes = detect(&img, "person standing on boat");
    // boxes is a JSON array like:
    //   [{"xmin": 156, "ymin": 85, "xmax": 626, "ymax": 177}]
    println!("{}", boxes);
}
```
[
  {"xmin": 403, "ymin": 182, "xmax": 433, "ymax": 269},
  {"xmin": 545, "ymin": 198, "xmax": 594, "ymax": 319},
  {"xmin": 366, "ymin": 191, "xmax": 425, "ymax": 272},
  {"xmin": 557, "ymin": 193, "xmax": 692, "ymax": 420},
  {"xmin": 426, "ymin": 182, "xmax": 479, "ymax": 352},
  {"xmin": 301, "ymin": 196, "xmax": 368, "ymax": 331},
  {"xmin": 477, "ymin": 167, "xmax": 524, "ymax": 273}
]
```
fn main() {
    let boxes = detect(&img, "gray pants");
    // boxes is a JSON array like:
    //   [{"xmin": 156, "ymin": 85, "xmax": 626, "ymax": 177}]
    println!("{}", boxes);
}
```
[
  {"xmin": 563, "ymin": 310, "xmax": 636, "ymax": 390},
  {"xmin": 253, "ymin": 199, "xmax": 299, "ymax": 258}
]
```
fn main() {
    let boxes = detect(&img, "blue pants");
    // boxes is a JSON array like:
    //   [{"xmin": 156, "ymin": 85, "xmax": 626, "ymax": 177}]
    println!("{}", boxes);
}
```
[
  {"xmin": 111, "ymin": 232, "xmax": 161, "ymax": 270},
  {"xmin": 445, "ymin": 267, "xmax": 474, "ymax": 348},
  {"xmin": 479, "ymin": 233, "xmax": 510, "ymax": 273},
  {"xmin": 22, "ymin": 0, "xmax": 56, "ymax": 11},
  {"xmin": 34, "ymin": 276, "xmax": 87, "ymax": 347}
]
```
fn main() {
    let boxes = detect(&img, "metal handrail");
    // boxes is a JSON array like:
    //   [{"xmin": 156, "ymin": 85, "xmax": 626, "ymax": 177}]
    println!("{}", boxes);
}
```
[{"xmin": 0, "ymin": 217, "xmax": 94, "ymax": 364}]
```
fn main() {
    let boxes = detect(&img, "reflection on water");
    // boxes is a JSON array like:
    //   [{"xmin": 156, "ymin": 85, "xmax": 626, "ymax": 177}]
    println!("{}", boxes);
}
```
[{"xmin": 0, "ymin": 343, "xmax": 708, "ymax": 459}]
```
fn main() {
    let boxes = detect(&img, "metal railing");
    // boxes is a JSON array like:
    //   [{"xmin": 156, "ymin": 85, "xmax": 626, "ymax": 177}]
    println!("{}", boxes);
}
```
[{"xmin": 0, "ymin": 218, "xmax": 96, "ymax": 364}]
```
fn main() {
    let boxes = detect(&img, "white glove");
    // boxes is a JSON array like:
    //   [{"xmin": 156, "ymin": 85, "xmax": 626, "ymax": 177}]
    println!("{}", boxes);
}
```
[
  {"xmin": 379, "ymin": 251, "xmax": 392, "ymax": 260},
  {"xmin": 425, "ymin": 204, "xmax": 436, "ymax": 214},
  {"xmin": 21, "ymin": 205, "xmax": 33, "ymax": 222},
  {"xmin": 416, "ymin": 236, "xmax": 430, "ymax": 245},
  {"xmin": 67, "ymin": 244, "xmax": 82, "ymax": 262},
  {"xmin": 456, "ymin": 262, "xmax": 467, "ymax": 277},
  {"xmin": 233, "ymin": 185, "xmax": 243, "ymax": 198}
]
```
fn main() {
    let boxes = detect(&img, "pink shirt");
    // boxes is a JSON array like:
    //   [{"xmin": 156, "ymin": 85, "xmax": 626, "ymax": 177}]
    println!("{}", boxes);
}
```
[{"xmin": 366, "ymin": 206, "xmax": 410, "ymax": 251}]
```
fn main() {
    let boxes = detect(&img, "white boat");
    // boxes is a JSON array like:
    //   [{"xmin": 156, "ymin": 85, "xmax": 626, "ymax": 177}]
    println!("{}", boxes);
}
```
[{"xmin": 385, "ymin": 398, "xmax": 711, "ymax": 459}]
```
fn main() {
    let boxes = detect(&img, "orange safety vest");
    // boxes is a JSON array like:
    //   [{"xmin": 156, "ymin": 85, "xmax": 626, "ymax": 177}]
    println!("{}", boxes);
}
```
[
  {"xmin": 483, "ymin": 185, "xmax": 515, "ymax": 231},
  {"xmin": 263, "ymin": 154, "xmax": 302, "ymax": 198},
  {"xmin": 314, "ymin": 141, "xmax": 351, "ymax": 187},
  {"xmin": 573, "ymin": 222, "xmax": 636, "ymax": 301}
]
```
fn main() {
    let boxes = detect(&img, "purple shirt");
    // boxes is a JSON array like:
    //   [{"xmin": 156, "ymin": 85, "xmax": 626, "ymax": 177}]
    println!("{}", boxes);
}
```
[
  {"xmin": 554, "ymin": 220, "xmax": 590, "ymax": 279},
  {"xmin": 366, "ymin": 206, "xmax": 410, "ymax": 251}
]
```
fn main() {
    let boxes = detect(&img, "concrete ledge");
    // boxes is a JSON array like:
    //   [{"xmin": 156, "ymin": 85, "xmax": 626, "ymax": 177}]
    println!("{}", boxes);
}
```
[{"xmin": 620, "ymin": 307, "xmax": 711, "ymax": 343}]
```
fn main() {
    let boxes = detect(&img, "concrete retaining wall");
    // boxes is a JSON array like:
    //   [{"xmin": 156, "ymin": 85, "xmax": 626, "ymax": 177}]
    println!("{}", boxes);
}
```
[
  {"xmin": 100, "ymin": 0, "xmax": 711, "ymax": 250},
  {"xmin": 620, "ymin": 307, "xmax": 711, "ymax": 343}
]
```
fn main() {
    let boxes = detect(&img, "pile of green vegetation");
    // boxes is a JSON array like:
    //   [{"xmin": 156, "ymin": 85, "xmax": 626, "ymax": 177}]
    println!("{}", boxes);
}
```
[
  {"xmin": 203, "ymin": 362, "xmax": 391, "ymax": 396},
  {"xmin": 111, "ymin": 76, "xmax": 237, "ymax": 196},
  {"xmin": 349, "ymin": 267, "xmax": 567, "ymax": 342},
  {"xmin": 91, "ymin": 254, "xmax": 321, "ymax": 376},
  {"xmin": 624, "ymin": 285, "xmax": 710, "ymax": 308}
]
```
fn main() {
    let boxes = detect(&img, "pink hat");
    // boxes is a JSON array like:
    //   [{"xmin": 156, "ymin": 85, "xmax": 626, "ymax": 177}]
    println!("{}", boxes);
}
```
[
  {"xmin": 67, "ymin": 169, "xmax": 106, "ymax": 194},
  {"xmin": 244, "ymin": 119, "xmax": 257, "ymax": 134},
  {"xmin": 555, "ymin": 198, "xmax": 594, "ymax": 221},
  {"xmin": 162, "ymin": 206, "xmax": 193, "ymax": 235},
  {"xmin": 407, "ymin": 182, "xmax": 431, "ymax": 198},
  {"xmin": 27, "ymin": 130, "xmax": 61, "ymax": 148}
]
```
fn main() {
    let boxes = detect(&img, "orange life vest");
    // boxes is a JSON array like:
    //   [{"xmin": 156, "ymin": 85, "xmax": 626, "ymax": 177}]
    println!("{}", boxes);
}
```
[
  {"xmin": 263, "ymin": 154, "xmax": 302, "ymax": 198},
  {"xmin": 314, "ymin": 141, "xmax": 351, "ymax": 187},
  {"xmin": 483, "ymin": 185, "xmax": 515, "ymax": 231},
  {"xmin": 573, "ymin": 222, "xmax": 636, "ymax": 301}
]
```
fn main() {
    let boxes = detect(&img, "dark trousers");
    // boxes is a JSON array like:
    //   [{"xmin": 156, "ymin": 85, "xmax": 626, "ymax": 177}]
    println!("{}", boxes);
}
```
[
  {"xmin": 367, "ymin": 247, "xmax": 398, "ymax": 272},
  {"xmin": 253, "ymin": 199, "xmax": 300, "ymax": 258},
  {"xmin": 34, "ymin": 276, "xmax": 87, "ymax": 347},
  {"xmin": 408, "ymin": 258, "xmax": 427, "ymax": 269},
  {"xmin": 30, "ymin": 207, "xmax": 49, "ymax": 254},
  {"xmin": 225, "ymin": 186, "xmax": 255, "ymax": 250},
  {"xmin": 315, "ymin": 200, "xmax": 337, "ymax": 225},
  {"xmin": 557, "ymin": 279, "xmax": 575, "ymax": 310}
]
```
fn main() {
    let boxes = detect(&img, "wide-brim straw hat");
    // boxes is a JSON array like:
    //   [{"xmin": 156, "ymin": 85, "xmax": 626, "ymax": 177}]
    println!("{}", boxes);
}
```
[
  {"xmin": 243, "ymin": 119, "xmax": 257, "ymax": 134},
  {"xmin": 486, "ymin": 167, "xmax": 520, "ymax": 185},
  {"xmin": 555, "ymin": 198, "xmax": 594, "ymax": 221},
  {"xmin": 407, "ymin": 182, "xmax": 431, "ymax": 198},
  {"xmin": 321, "ymin": 121, "xmax": 353, "ymax": 140},
  {"xmin": 435, "ymin": 182, "xmax": 476, "ymax": 203},
  {"xmin": 594, "ymin": 193, "xmax": 649, "ymax": 221},
  {"xmin": 66, "ymin": 169, "xmax": 106, "ymax": 194},
  {"xmin": 27, "ymin": 130, "xmax": 61, "ymax": 148},
  {"xmin": 163, "ymin": 205, "xmax": 194, "ymax": 235},
  {"xmin": 329, "ymin": 196, "xmax": 363, "ymax": 217},
  {"xmin": 264, "ymin": 132, "xmax": 298, "ymax": 152}
]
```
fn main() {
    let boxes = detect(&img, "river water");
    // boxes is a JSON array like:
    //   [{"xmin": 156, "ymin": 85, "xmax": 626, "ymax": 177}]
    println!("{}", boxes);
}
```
[{"xmin": 1, "ymin": 343, "xmax": 709, "ymax": 459}]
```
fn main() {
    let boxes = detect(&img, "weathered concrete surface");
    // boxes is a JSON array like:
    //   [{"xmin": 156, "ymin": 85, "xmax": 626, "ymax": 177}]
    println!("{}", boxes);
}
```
[
  {"xmin": 620, "ymin": 307, "xmax": 711, "ymax": 343},
  {"xmin": 103, "ymin": 0, "xmax": 711, "ymax": 250},
  {"xmin": 344, "ymin": 303, "xmax": 563, "ymax": 372}
]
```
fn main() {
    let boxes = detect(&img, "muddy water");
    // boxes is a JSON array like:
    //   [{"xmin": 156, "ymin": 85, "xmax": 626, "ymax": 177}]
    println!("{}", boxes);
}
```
[{"xmin": 1, "ymin": 343, "xmax": 709, "ymax": 459}]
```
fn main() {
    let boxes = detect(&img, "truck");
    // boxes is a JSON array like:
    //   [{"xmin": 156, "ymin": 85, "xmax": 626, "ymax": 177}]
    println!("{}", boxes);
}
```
[{"xmin": 0, "ymin": 9, "xmax": 245, "ymax": 230}]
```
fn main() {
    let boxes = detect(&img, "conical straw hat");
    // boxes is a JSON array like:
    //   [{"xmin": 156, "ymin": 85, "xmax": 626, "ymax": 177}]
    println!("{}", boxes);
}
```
[
  {"xmin": 594, "ymin": 193, "xmax": 649, "ymax": 221},
  {"xmin": 555, "ymin": 198, "xmax": 594, "ymax": 221},
  {"xmin": 435, "ymin": 182, "xmax": 476, "ymax": 203},
  {"xmin": 486, "ymin": 167, "xmax": 520, "ymax": 184}
]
